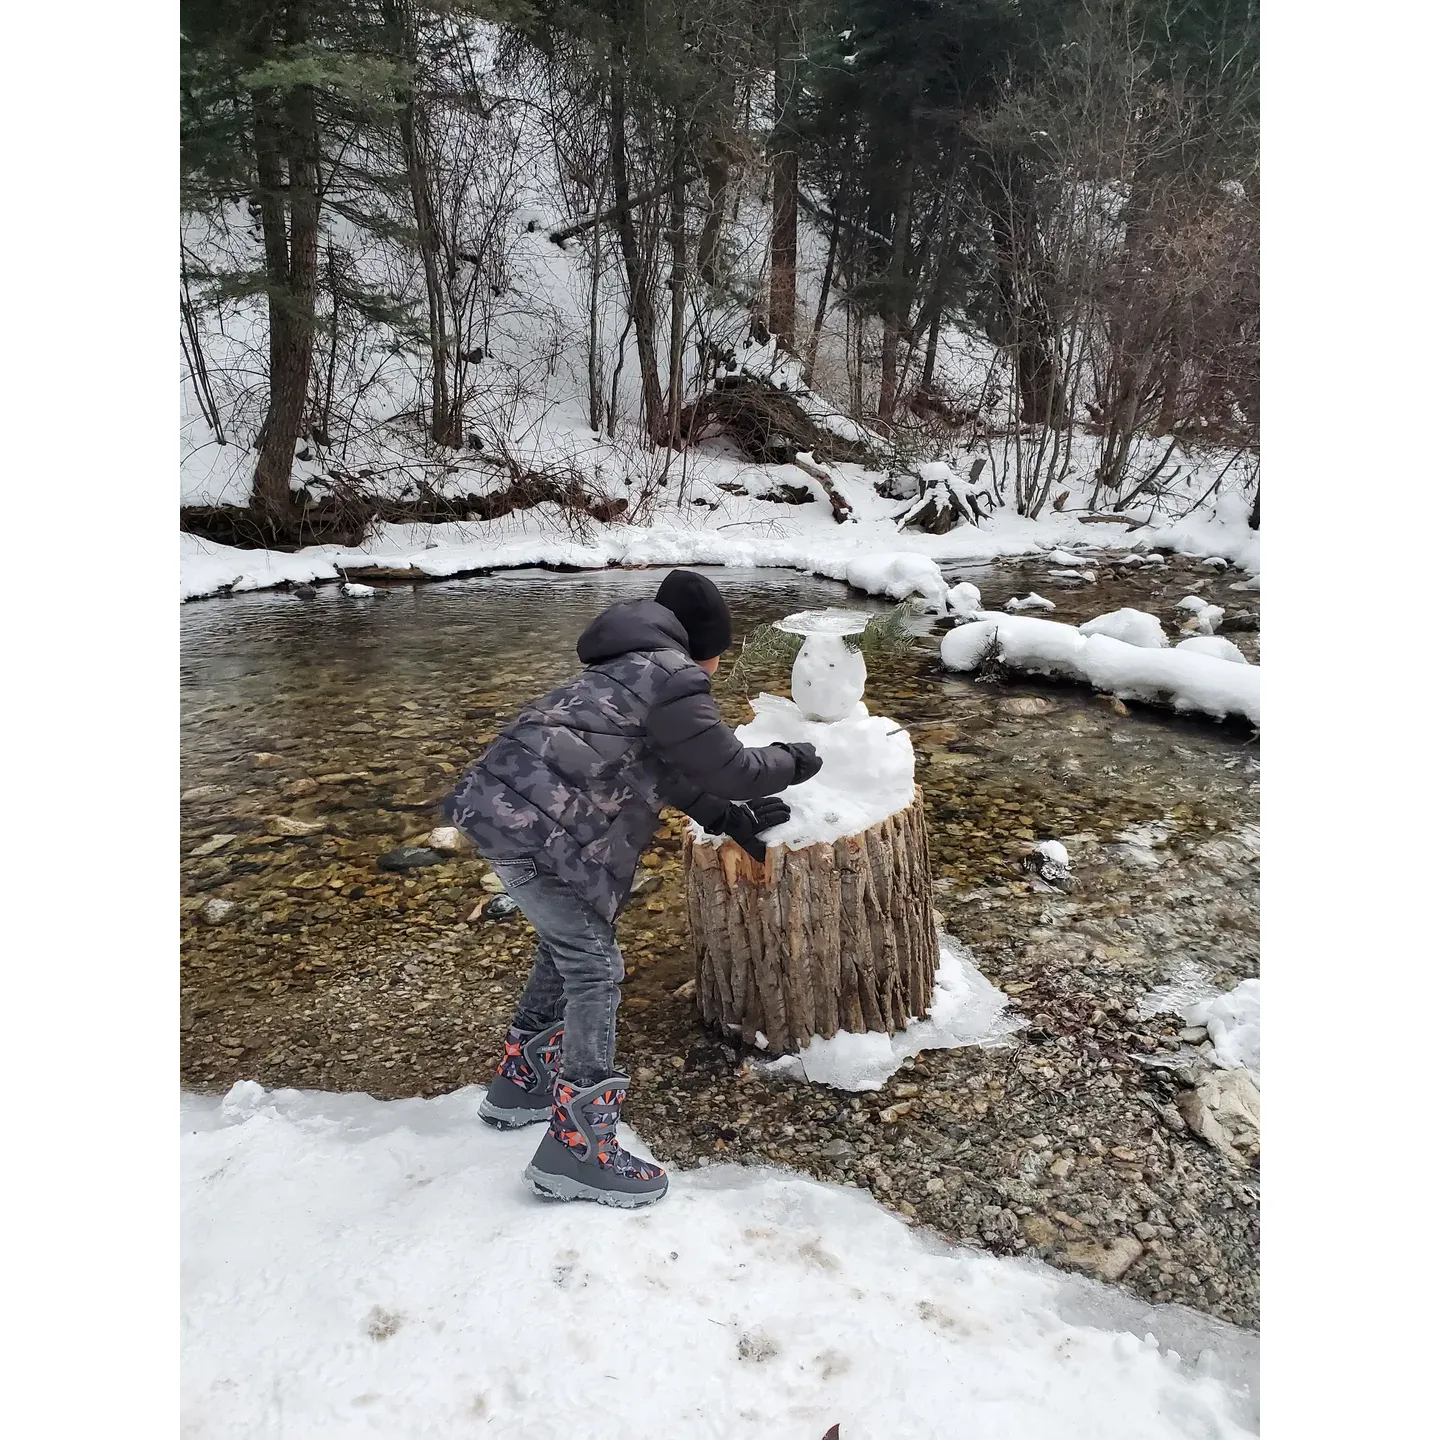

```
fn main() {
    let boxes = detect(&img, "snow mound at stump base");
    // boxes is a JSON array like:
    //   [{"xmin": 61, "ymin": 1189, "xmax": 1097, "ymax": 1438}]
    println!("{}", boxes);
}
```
[{"xmin": 761, "ymin": 934, "xmax": 1023, "ymax": 1089}]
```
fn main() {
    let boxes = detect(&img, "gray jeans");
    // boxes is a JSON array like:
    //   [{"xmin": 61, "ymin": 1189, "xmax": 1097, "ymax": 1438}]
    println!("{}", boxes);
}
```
[{"xmin": 489, "ymin": 858, "xmax": 624, "ymax": 1087}]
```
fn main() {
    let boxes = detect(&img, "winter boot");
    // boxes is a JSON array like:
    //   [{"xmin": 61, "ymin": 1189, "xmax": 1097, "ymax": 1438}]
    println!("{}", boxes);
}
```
[
  {"xmin": 477, "ymin": 1022, "xmax": 564, "ymax": 1129},
  {"xmin": 524, "ymin": 1076, "xmax": 668, "ymax": 1208}
]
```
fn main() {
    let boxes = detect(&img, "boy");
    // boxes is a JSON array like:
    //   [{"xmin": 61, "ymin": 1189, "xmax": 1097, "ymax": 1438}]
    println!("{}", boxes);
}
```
[{"xmin": 444, "ymin": 570, "xmax": 822, "ymax": 1208}]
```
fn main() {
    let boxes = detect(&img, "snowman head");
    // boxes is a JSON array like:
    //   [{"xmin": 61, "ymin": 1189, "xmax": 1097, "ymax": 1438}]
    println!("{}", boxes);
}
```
[{"xmin": 775, "ymin": 609, "xmax": 871, "ymax": 722}]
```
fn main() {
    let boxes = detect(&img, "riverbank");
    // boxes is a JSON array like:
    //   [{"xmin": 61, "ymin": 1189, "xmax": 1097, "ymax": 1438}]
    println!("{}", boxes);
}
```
[{"xmin": 180, "ymin": 474, "xmax": 1259, "ymax": 602}]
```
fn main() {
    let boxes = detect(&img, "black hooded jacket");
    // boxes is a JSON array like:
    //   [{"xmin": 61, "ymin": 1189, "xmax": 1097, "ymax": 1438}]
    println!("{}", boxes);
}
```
[{"xmin": 444, "ymin": 599, "xmax": 795, "ymax": 922}]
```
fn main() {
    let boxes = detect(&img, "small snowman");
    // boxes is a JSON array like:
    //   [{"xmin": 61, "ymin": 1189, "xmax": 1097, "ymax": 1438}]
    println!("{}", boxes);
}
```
[{"xmin": 775, "ymin": 609, "xmax": 871, "ymax": 721}]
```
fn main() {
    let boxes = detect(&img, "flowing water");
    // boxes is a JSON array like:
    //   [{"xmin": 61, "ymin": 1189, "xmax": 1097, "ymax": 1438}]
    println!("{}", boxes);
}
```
[{"xmin": 182, "ymin": 558, "xmax": 1258, "ymax": 1002}]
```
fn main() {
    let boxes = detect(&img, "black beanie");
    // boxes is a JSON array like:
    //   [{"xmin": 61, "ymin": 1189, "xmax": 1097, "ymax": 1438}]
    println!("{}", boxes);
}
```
[{"xmin": 655, "ymin": 570, "xmax": 733, "ymax": 661}]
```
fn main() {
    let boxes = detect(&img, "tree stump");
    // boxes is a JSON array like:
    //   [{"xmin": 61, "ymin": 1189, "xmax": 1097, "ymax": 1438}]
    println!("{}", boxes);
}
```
[{"xmin": 683, "ymin": 791, "xmax": 939, "ymax": 1053}]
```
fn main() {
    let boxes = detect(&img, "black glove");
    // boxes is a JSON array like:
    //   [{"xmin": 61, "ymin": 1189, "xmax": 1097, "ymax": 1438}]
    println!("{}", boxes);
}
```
[
  {"xmin": 716, "ymin": 797, "xmax": 792, "ymax": 862},
  {"xmin": 771, "ymin": 741, "xmax": 823, "ymax": 785}
]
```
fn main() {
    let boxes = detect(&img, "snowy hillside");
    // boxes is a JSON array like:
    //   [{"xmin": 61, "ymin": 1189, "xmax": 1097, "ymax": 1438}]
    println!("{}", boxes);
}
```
[{"xmin": 181, "ymin": 24, "xmax": 1257, "ymax": 600}]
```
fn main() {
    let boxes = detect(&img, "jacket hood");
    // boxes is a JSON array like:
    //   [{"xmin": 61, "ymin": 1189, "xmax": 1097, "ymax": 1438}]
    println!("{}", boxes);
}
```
[{"xmin": 577, "ymin": 599, "xmax": 693, "ymax": 664}]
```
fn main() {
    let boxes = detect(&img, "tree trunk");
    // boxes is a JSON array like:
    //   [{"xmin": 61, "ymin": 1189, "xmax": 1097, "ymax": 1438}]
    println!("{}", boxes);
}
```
[
  {"xmin": 696, "ymin": 141, "xmax": 730, "ymax": 288},
  {"xmin": 609, "ymin": 63, "xmax": 666, "ymax": 444},
  {"xmin": 878, "ymin": 155, "xmax": 915, "ymax": 423},
  {"xmin": 399, "ymin": 101, "xmax": 455, "ymax": 446},
  {"xmin": 768, "ymin": 26, "xmax": 799, "ymax": 351},
  {"xmin": 549, "ymin": 171, "xmax": 700, "ymax": 248},
  {"xmin": 587, "ymin": 191, "xmax": 605, "ymax": 434},
  {"xmin": 684, "ymin": 793, "xmax": 939, "ymax": 1053},
  {"xmin": 251, "ymin": 68, "xmax": 320, "ymax": 533},
  {"xmin": 920, "ymin": 311, "xmax": 942, "ymax": 393},
  {"xmin": 384, "ymin": 0, "xmax": 454, "ymax": 447},
  {"xmin": 664, "ymin": 118, "xmax": 688, "ymax": 445},
  {"xmin": 802, "ymin": 211, "xmax": 841, "ymax": 384},
  {"xmin": 984, "ymin": 159, "xmax": 1067, "ymax": 430},
  {"xmin": 695, "ymin": 87, "xmax": 735, "ymax": 289}
]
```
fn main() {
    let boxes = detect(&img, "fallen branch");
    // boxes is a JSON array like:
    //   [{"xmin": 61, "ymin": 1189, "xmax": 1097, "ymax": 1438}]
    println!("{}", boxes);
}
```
[
  {"xmin": 548, "ymin": 172, "xmax": 700, "ymax": 247},
  {"xmin": 1078, "ymin": 513, "xmax": 1147, "ymax": 530},
  {"xmin": 790, "ymin": 452, "xmax": 854, "ymax": 523}
]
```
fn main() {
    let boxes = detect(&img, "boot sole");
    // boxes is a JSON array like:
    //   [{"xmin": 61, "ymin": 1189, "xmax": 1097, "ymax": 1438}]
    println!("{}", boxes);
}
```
[
  {"xmin": 477, "ymin": 1097, "xmax": 550, "ymax": 1129},
  {"xmin": 524, "ymin": 1163, "xmax": 668, "ymax": 1209}
]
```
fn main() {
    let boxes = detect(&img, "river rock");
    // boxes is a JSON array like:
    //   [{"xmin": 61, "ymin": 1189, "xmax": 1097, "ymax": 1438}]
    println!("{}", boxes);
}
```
[
  {"xmin": 201, "ymin": 898, "xmax": 237, "ymax": 925},
  {"xmin": 1177, "ymin": 1068, "xmax": 1260, "ymax": 1166},
  {"xmin": 1023, "ymin": 1215, "xmax": 1061, "ymax": 1247},
  {"xmin": 423, "ymin": 826, "xmax": 472, "ymax": 854},
  {"xmin": 1023, "ymin": 840, "xmax": 1070, "ymax": 884},
  {"xmin": 1001, "ymin": 696, "xmax": 1053, "ymax": 716},
  {"xmin": 189, "ymin": 834, "xmax": 237, "ymax": 858},
  {"xmin": 1066, "ymin": 1236, "xmax": 1145, "ymax": 1282},
  {"xmin": 483, "ymin": 893, "xmax": 520, "ymax": 920},
  {"xmin": 293, "ymin": 583, "xmax": 318, "ymax": 599},
  {"xmin": 267, "ymin": 816, "xmax": 327, "ymax": 837},
  {"xmin": 282, "ymin": 778, "xmax": 321, "ymax": 799},
  {"xmin": 377, "ymin": 846, "xmax": 447, "ymax": 872}
]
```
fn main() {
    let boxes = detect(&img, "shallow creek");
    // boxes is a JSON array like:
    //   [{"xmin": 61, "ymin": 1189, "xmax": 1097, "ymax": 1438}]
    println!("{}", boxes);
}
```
[{"xmin": 181, "ymin": 554, "xmax": 1259, "ymax": 1327}]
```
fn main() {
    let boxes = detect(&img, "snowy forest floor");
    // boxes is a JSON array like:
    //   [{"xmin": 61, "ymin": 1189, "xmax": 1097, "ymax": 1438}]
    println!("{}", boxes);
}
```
[{"xmin": 182, "ymin": 556, "xmax": 1259, "ymax": 1345}]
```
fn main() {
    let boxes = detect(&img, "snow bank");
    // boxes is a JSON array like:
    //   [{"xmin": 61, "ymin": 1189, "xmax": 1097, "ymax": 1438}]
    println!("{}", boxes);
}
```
[
  {"xmin": 182, "ymin": 1080, "xmax": 1257, "ymax": 1439},
  {"xmin": 701, "ymin": 692, "xmax": 914, "ymax": 849},
  {"xmin": 1176, "ymin": 635, "xmax": 1249, "ymax": 665},
  {"xmin": 180, "ymin": 525, "xmax": 951, "ymax": 604},
  {"xmin": 941, "ymin": 614, "xmax": 1260, "ymax": 726},
  {"xmin": 834, "ymin": 552, "xmax": 948, "ymax": 610},
  {"xmin": 764, "ymin": 936, "xmax": 1022, "ymax": 1087},
  {"xmin": 1185, "ymin": 980, "xmax": 1261, "ymax": 1076},
  {"xmin": 1177, "ymin": 596, "xmax": 1225, "ymax": 635},
  {"xmin": 179, "ymin": 477, "xmax": 1261, "ymax": 603},
  {"xmin": 1080, "ymin": 608, "xmax": 1170, "ymax": 648},
  {"xmin": 1004, "ymin": 591, "xmax": 1056, "ymax": 612},
  {"xmin": 947, "ymin": 580, "xmax": 982, "ymax": 617}
]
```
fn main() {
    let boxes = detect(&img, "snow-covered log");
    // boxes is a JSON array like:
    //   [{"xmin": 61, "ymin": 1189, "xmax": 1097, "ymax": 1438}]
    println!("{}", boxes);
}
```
[{"xmin": 942, "ymin": 613, "xmax": 1260, "ymax": 725}]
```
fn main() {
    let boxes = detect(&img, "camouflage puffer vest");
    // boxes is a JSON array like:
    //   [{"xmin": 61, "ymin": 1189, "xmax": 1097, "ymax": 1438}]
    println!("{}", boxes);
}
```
[{"xmin": 443, "ymin": 601, "xmax": 699, "ymax": 924}]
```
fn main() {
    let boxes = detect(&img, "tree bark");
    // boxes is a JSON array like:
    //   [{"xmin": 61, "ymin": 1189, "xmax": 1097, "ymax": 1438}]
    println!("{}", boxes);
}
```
[
  {"xmin": 920, "ymin": 311, "xmax": 942, "ymax": 393},
  {"xmin": 664, "ymin": 117, "xmax": 688, "ymax": 445},
  {"xmin": 251, "ymin": 58, "xmax": 320, "ymax": 532},
  {"xmin": 382, "ymin": 0, "xmax": 455, "ymax": 446},
  {"xmin": 983, "ymin": 158, "xmax": 1067, "ymax": 429},
  {"xmin": 768, "ymin": 23, "xmax": 799, "ymax": 351},
  {"xmin": 684, "ymin": 793, "xmax": 939, "ymax": 1053},
  {"xmin": 802, "ymin": 211, "xmax": 841, "ymax": 384},
  {"xmin": 696, "ymin": 134, "xmax": 731, "ymax": 288},
  {"xmin": 609, "ymin": 62, "xmax": 666, "ymax": 444},
  {"xmin": 399, "ymin": 103, "xmax": 455, "ymax": 446},
  {"xmin": 878, "ymin": 155, "xmax": 915, "ymax": 423}
]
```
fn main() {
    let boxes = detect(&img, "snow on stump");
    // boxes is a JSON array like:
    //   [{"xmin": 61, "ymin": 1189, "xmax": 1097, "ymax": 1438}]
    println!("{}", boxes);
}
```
[{"xmin": 683, "ymin": 608, "xmax": 939, "ymax": 1054}]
